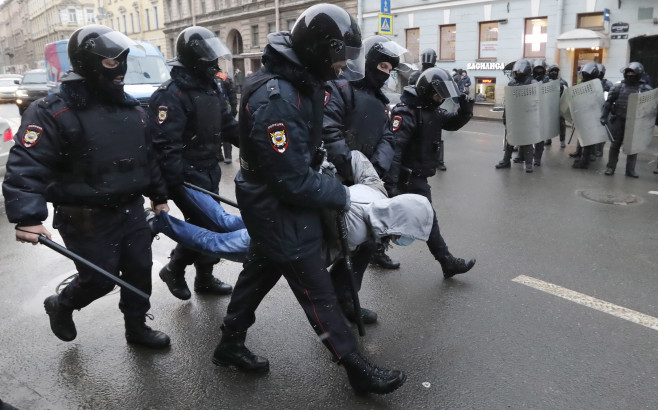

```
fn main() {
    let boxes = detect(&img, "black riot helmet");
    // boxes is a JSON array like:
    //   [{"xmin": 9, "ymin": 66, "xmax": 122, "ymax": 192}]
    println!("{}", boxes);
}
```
[
  {"xmin": 580, "ymin": 62, "xmax": 599, "ymax": 83},
  {"xmin": 532, "ymin": 58, "xmax": 547, "ymax": 81},
  {"xmin": 416, "ymin": 67, "xmax": 460, "ymax": 108},
  {"xmin": 68, "ymin": 24, "xmax": 137, "ymax": 79},
  {"xmin": 176, "ymin": 26, "xmax": 232, "ymax": 80},
  {"xmin": 420, "ymin": 49, "xmax": 437, "ymax": 66},
  {"xmin": 362, "ymin": 35, "xmax": 410, "ymax": 88},
  {"xmin": 512, "ymin": 59, "xmax": 532, "ymax": 82},
  {"xmin": 547, "ymin": 64, "xmax": 560, "ymax": 80},
  {"xmin": 597, "ymin": 63, "xmax": 606, "ymax": 79},
  {"xmin": 291, "ymin": 3, "xmax": 364, "ymax": 82}
]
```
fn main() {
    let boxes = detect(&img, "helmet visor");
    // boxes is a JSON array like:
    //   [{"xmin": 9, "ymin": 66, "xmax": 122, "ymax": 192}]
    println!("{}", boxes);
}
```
[
  {"xmin": 89, "ymin": 31, "xmax": 141, "ymax": 59},
  {"xmin": 191, "ymin": 36, "xmax": 233, "ymax": 61},
  {"xmin": 337, "ymin": 44, "xmax": 365, "ymax": 81},
  {"xmin": 427, "ymin": 78, "xmax": 461, "ymax": 102}
]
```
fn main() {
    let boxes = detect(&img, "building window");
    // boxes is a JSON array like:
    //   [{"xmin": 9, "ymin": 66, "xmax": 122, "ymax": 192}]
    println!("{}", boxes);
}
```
[
  {"xmin": 145, "ymin": 9, "xmax": 150, "ymax": 31},
  {"xmin": 68, "ymin": 8, "xmax": 77, "ymax": 23},
  {"xmin": 86, "ymin": 9, "xmax": 94, "ymax": 23},
  {"xmin": 406, "ymin": 28, "xmax": 420, "ymax": 62},
  {"xmin": 287, "ymin": 19, "xmax": 295, "ymax": 31},
  {"xmin": 251, "ymin": 25, "xmax": 259, "ymax": 47},
  {"xmin": 170, "ymin": 38, "xmax": 175, "ymax": 58},
  {"xmin": 116, "ymin": 17, "xmax": 120, "ymax": 31},
  {"xmin": 524, "ymin": 17, "xmax": 547, "ymax": 58},
  {"xmin": 439, "ymin": 24, "xmax": 456, "ymax": 61},
  {"xmin": 478, "ymin": 21, "xmax": 498, "ymax": 59},
  {"xmin": 153, "ymin": 6, "xmax": 159, "ymax": 28},
  {"xmin": 215, "ymin": 30, "xmax": 220, "ymax": 38},
  {"xmin": 268, "ymin": 22, "xmax": 276, "ymax": 33},
  {"xmin": 188, "ymin": 0, "xmax": 192, "ymax": 16},
  {"xmin": 214, "ymin": 0, "xmax": 219, "ymax": 10},
  {"xmin": 130, "ymin": 13, "xmax": 134, "ymax": 33},
  {"xmin": 475, "ymin": 77, "xmax": 496, "ymax": 101},
  {"xmin": 135, "ymin": 11, "xmax": 140, "ymax": 32},
  {"xmin": 577, "ymin": 12, "xmax": 604, "ymax": 30},
  {"xmin": 201, "ymin": 0, "xmax": 206, "ymax": 14},
  {"xmin": 122, "ymin": 14, "xmax": 127, "ymax": 33},
  {"xmin": 110, "ymin": 18, "xmax": 114, "ymax": 30},
  {"xmin": 177, "ymin": 0, "xmax": 183, "ymax": 17},
  {"xmin": 165, "ymin": 0, "xmax": 172, "ymax": 22}
]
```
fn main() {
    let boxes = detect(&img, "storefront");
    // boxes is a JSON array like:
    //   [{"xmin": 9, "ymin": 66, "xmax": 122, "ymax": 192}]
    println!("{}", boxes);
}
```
[{"xmin": 474, "ymin": 77, "xmax": 497, "ymax": 102}]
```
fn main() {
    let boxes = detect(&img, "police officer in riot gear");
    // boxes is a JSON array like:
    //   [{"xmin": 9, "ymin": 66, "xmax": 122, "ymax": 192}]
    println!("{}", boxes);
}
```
[
  {"xmin": 323, "ymin": 35, "xmax": 409, "ymax": 270},
  {"xmin": 212, "ymin": 4, "xmax": 406, "ymax": 395},
  {"xmin": 601, "ymin": 62, "xmax": 653, "ymax": 177},
  {"xmin": 389, "ymin": 68, "xmax": 476, "ymax": 278},
  {"xmin": 496, "ymin": 59, "xmax": 538, "ymax": 172},
  {"xmin": 571, "ymin": 62, "xmax": 601, "ymax": 169},
  {"xmin": 408, "ymin": 48, "xmax": 437, "ymax": 85},
  {"xmin": 595, "ymin": 63, "xmax": 614, "ymax": 157},
  {"xmin": 547, "ymin": 64, "xmax": 568, "ymax": 148},
  {"xmin": 149, "ymin": 26, "xmax": 239, "ymax": 300},
  {"xmin": 2, "ymin": 25, "xmax": 171, "ymax": 348}
]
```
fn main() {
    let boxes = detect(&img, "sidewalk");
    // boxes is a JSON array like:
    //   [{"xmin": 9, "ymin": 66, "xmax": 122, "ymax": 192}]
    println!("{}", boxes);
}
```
[{"xmin": 472, "ymin": 102, "xmax": 503, "ymax": 122}]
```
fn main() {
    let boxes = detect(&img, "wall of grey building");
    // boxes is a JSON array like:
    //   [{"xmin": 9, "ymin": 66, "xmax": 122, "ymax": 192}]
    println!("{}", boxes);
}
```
[{"xmin": 361, "ymin": 0, "xmax": 658, "ymax": 105}]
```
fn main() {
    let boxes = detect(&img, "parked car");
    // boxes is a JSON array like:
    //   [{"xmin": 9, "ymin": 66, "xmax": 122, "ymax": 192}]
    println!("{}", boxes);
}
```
[
  {"xmin": 0, "ymin": 74, "xmax": 22, "ymax": 103},
  {"xmin": 15, "ymin": 69, "xmax": 49, "ymax": 115},
  {"xmin": 0, "ymin": 116, "xmax": 14, "ymax": 178}
]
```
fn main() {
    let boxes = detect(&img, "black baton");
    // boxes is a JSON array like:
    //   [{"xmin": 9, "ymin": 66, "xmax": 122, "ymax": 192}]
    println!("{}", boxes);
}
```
[
  {"xmin": 183, "ymin": 182, "xmax": 240, "ymax": 209},
  {"xmin": 336, "ymin": 211, "xmax": 365, "ymax": 337},
  {"xmin": 603, "ymin": 124, "xmax": 615, "ymax": 143},
  {"xmin": 567, "ymin": 125, "xmax": 576, "ymax": 144},
  {"xmin": 38, "ymin": 235, "xmax": 149, "ymax": 300}
]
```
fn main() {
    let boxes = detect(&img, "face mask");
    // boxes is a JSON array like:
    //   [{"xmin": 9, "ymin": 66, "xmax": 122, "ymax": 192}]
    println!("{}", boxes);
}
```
[
  {"xmin": 365, "ymin": 67, "xmax": 390, "ymax": 89},
  {"xmin": 92, "ymin": 51, "xmax": 128, "ymax": 103},
  {"xmin": 392, "ymin": 236, "xmax": 414, "ymax": 246},
  {"xmin": 548, "ymin": 71, "xmax": 558, "ymax": 80},
  {"xmin": 624, "ymin": 73, "xmax": 639, "ymax": 85},
  {"xmin": 515, "ymin": 73, "xmax": 528, "ymax": 83},
  {"xmin": 194, "ymin": 59, "xmax": 220, "ymax": 81}
]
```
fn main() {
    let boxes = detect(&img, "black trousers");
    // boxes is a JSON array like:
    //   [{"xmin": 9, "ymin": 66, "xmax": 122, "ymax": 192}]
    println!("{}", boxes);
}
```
[
  {"xmin": 54, "ymin": 199, "xmax": 152, "ymax": 318},
  {"xmin": 223, "ymin": 247, "xmax": 357, "ymax": 359},
  {"xmin": 170, "ymin": 165, "xmax": 222, "ymax": 269},
  {"xmin": 402, "ymin": 175, "xmax": 449, "ymax": 260},
  {"xmin": 606, "ymin": 117, "xmax": 636, "ymax": 170},
  {"xmin": 330, "ymin": 241, "xmax": 378, "ymax": 303}
]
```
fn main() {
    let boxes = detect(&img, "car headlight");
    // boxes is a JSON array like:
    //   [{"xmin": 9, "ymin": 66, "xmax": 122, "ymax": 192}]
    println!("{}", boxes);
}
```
[{"xmin": 15, "ymin": 89, "xmax": 28, "ymax": 97}]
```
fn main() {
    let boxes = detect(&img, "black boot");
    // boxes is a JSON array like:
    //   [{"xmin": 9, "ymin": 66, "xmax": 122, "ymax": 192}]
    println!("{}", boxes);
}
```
[
  {"xmin": 370, "ymin": 247, "xmax": 400, "ymax": 269},
  {"xmin": 159, "ymin": 262, "xmax": 191, "ymax": 300},
  {"xmin": 194, "ymin": 264, "xmax": 233, "ymax": 295},
  {"xmin": 437, "ymin": 140, "xmax": 446, "ymax": 171},
  {"xmin": 44, "ymin": 295, "xmax": 76, "ymax": 341},
  {"xmin": 125, "ymin": 316, "xmax": 170, "ymax": 349},
  {"xmin": 212, "ymin": 325, "xmax": 269, "ymax": 372},
  {"xmin": 340, "ymin": 301, "xmax": 378, "ymax": 325},
  {"xmin": 439, "ymin": 255, "xmax": 476, "ymax": 279},
  {"xmin": 625, "ymin": 154, "xmax": 639, "ymax": 178},
  {"xmin": 341, "ymin": 351, "xmax": 406, "ymax": 395}
]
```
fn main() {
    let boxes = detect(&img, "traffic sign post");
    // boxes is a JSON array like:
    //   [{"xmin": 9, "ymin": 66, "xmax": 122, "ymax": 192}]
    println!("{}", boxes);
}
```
[{"xmin": 381, "ymin": 0, "xmax": 390, "ymax": 14}]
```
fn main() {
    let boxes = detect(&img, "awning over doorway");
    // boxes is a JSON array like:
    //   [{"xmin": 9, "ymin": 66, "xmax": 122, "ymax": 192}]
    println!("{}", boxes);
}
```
[{"xmin": 556, "ymin": 29, "xmax": 610, "ymax": 49}]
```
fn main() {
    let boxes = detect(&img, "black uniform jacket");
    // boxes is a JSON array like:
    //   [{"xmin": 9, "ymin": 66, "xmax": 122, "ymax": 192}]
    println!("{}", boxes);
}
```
[
  {"xmin": 148, "ymin": 66, "xmax": 239, "ymax": 190},
  {"xmin": 2, "ymin": 77, "xmax": 167, "ymax": 227},
  {"xmin": 602, "ymin": 79, "xmax": 653, "ymax": 120},
  {"xmin": 389, "ymin": 87, "xmax": 472, "ymax": 181},
  {"xmin": 322, "ymin": 79, "xmax": 396, "ymax": 177},
  {"xmin": 236, "ymin": 33, "xmax": 348, "ymax": 263}
]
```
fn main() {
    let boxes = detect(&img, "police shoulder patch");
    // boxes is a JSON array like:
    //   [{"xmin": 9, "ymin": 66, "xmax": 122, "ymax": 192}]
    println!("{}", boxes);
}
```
[
  {"xmin": 324, "ymin": 91, "xmax": 331, "ymax": 106},
  {"xmin": 157, "ymin": 106, "xmax": 168, "ymax": 124},
  {"xmin": 267, "ymin": 122, "xmax": 289, "ymax": 153},
  {"xmin": 392, "ymin": 115, "xmax": 403, "ymax": 132},
  {"xmin": 22, "ymin": 124, "xmax": 43, "ymax": 147}
]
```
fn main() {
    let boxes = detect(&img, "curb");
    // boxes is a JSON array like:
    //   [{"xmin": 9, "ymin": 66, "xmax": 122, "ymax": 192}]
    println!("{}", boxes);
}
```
[{"xmin": 472, "ymin": 116, "xmax": 503, "ymax": 122}]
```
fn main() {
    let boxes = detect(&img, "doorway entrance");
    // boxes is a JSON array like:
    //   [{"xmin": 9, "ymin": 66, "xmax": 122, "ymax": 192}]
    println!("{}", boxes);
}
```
[
  {"xmin": 572, "ymin": 48, "xmax": 602, "ymax": 85},
  {"xmin": 629, "ymin": 34, "xmax": 658, "ymax": 88}
]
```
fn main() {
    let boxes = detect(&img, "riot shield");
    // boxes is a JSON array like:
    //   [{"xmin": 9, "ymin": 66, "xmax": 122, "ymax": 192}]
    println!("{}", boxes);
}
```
[
  {"xmin": 623, "ymin": 87, "xmax": 658, "ymax": 155},
  {"xmin": 559, "ymin": 90, "xmax": 572, "ymax": 124},
  {"xmin": 539, "ymin": 80, "xmax": 560, "ymax": 139},
  {"xmin": 504, "ymin": 83, "xmax": 542, "ymax": 145},
  {"xmin": 569, "ymin": 80, "xmax": 608, "ymax": 147}
]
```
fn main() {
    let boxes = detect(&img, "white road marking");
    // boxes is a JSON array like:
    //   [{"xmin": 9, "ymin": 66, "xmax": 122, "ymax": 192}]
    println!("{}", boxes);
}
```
[
  {"xmin": 648, "ymin": 191, "xmax": 658, "ymax": 195},
  {"xmin": 512, "ymin": 275, "xmax": 658, "ymax": 332}
]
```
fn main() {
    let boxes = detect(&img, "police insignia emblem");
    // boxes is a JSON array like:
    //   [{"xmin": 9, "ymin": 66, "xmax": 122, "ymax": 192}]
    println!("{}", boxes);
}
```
[
  {"xmin": 324, "ymin": 91, "xmax": 331, "ymax": 106},
  {"xmin": 392, "ymin": 115, "xmax": 402, "ymax": 132},
  {"xmin": 157, "ymin": 106, "xmax": 168, "ymax": 124},
  {"xmin": 22, "ymin": 124, "xmax": 43, "ymax": 147},
  {"xmin": 267, "ymin": 122, "xmax": 289, "ymax": 153}
]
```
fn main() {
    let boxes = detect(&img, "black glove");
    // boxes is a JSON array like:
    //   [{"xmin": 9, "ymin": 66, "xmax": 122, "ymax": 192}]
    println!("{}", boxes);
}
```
[
  {"xmin": 385, "ymin": 184, "xmax": 401, "ymax": 198},
  {"xmin": 334, "ymin": 159, "xmax": 354, "ymax": 186},
  {"xmin": 458, "ymin": 93, "xmax": 474, "ymax": 115},
  {"xmin": 600, "ymin": 117, "xmax": 608, "ymax": 126}
]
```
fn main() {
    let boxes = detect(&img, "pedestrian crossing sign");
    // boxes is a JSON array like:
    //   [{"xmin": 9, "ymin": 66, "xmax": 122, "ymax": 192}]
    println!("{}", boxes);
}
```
[{"xmin": 379, "ymin": 14, "xmax": 393, "ymax": 35}]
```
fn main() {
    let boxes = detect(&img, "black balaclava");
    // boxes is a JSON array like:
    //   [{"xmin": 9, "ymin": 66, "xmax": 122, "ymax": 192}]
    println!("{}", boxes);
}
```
[
  {"xmin": 89, "ymin": 49, "xmax": 128, "ymax": 103},
  {"xmin": 624, "ymin": 70, "xmax": 639, "ymax": 86},
  {"xmin": 515, "ymin": 71, "xmax": 529, "ymax": 83},
  {"xmin": 363, "ymin": 45, "xmax": 399, "ymax": 89},
  {"xmin": 533, "ymin": 68, "xmax": 546, "ymax": 82},
  {"xmin": 548, "ymin": 70, "xmax": 559, "ymax": 80},
  {"xmin": 194, "ymin": 58, "xmax": 220, "ymax": 86}
]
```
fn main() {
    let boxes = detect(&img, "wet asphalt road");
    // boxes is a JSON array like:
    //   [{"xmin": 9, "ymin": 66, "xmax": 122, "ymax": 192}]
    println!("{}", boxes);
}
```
[{"xmin": 1, "ymin": 111, "xmax": 658, "ymax": 409}]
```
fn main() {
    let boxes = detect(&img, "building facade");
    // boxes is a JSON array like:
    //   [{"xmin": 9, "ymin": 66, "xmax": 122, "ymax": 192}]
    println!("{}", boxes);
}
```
[
  {"xmin": 161, "ymin": 0, "xmax": 356, "ymax": 76},
  {"xmin": 0, "ymin": 0, "xmax": 31, "ymax": 73},
  {"xmin": 95, "ymin": 0, "xmax": 168, "ymax": 58},
  {"xmin": 360, "ymin": 0, "xmax": 658, "ymax": 104}
]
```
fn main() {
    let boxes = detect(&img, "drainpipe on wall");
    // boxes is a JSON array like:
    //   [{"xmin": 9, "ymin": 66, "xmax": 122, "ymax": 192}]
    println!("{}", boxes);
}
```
[
  {"xmin": 357, "ymin": 0, "xmax": 363, "ymax": 32},
  {"xmin": 275, "ymin": 0, "xmax": 280, "ymax": 31},
  {"xmin": 554, "ymin": 0, "xmax": 564, "ymax": 65}
]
